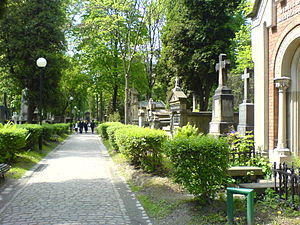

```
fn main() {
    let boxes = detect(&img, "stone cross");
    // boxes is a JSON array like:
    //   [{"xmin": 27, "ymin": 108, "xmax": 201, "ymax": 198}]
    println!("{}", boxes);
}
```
[
  {"xmin": 175, "ymin": 77, "xmax": 179, "ymax": 88},
  {"xmin": 215, "ymin": 54, "xmax": 230, "ymax": 87},
  {"xmin": 242, "ymin": 68, "xmax": 251, "ymax": 103}
]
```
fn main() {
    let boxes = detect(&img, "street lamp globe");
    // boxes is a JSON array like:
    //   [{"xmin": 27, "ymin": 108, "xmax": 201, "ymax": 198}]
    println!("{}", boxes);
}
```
[{"xmin": 36, "ymin": 57, "xmax": 47, "ymax": 68}]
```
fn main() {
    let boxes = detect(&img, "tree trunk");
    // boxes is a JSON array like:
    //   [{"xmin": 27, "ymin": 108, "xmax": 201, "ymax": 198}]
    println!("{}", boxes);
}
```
[
  {"xmin": 100, "ymin": 91, "xmax": 103, "ymax": 122},
  {"xmin": 27, "ymin": 99, "xmax": 36, "ymax": 123},
  {"xmin": 112, "ymin": 85, "xmax": 118, "ymax": 112}
]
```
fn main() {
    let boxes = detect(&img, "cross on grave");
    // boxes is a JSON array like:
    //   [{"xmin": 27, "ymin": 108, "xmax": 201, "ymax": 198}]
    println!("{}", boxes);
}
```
[
  {"xmin": 215, "ymin": 54, "xmax": 230, "ymax": 87},
  {"xmin": 242, "ymin": 68, "xmax": 252, "ymax": 103},
  {"xmin": 175, "ymin": 77, "xmax": 179, "ymax": 88}
]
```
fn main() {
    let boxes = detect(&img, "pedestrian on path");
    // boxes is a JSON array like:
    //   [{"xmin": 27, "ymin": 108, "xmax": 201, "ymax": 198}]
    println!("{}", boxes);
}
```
[
  {"xmin": 84, "ymin": 121, "xmax": 88, "ymax": 133},
  {"xmin": 74, "ymin": 122, "xmax": 78, "ymax": 134},
  {"xmin": 90, "ymin": 120, "xmax": 96, "ymax": 133},
  {"xmin": 79, "ymin": 121, "xmax": 84, "ymax": 134}
]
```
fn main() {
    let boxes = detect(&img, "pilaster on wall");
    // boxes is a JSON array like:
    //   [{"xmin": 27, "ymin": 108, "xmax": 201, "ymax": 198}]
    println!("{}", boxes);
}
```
[{"xmin": 268, "ymin": 9, "xmax": 300, "ymax": 154}]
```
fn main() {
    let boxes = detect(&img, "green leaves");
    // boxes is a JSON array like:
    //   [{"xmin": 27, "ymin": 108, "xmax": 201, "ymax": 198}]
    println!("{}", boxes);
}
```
[{"xmin": 164, "ymin": 135, "xmax": 230, "ymax": 201}]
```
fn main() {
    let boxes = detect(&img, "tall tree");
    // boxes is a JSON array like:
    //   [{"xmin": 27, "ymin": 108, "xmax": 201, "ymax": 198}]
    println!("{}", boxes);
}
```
[
  {"xmin": 228, "ymin": 0, "xmax": 254, "ymax": 109},
  {"xmin": 159, "ymin": 0, "xmax": 242, "ymax": 110},
  {"xmin": 75, "ymin": 0, "xmax": 148, "ymax": 123},
  {"xmin": 0, "ymin": 0, "xmax": 68, "ymax": 122}
]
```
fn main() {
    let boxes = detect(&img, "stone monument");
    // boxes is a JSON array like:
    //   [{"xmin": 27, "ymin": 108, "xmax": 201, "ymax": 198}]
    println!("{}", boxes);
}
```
[
  {"xmin": 167, "ymin": 77, "xmax": 187, "ymax": 130},
  {"xmin": 20, "ymin": 88, "xmax": 28, "ymax": 122},
  {"xmin": 209, "ymin": 54, "xmax": 235, "ymax": 136},
  {"xmin": 237, "ymin": 68, "xmax": 254, "ymax": 135},
  {"xmin": 12, "ymin": 112, "xmax": 18, "ymax": 124}
]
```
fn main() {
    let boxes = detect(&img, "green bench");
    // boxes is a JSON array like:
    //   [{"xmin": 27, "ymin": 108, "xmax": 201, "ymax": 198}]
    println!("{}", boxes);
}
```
[{"xmin": 0, "ymin": 163, "xmax": 10, "ymax": 179}]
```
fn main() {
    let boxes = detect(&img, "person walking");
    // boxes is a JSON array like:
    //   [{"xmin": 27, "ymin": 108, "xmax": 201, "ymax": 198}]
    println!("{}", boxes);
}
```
[
  {"xmin": 84, "ymin": 121, "xmax": 88, "ymax": 133},
  {"xmin": 74, "ymin": 122, "xmax": 78, "ymax": 134},
  {"xmin": 79, "ymin": 121, "xmax": 84, "ymax": 134},
  {"xmin": 90, "ymin": 120, "xmax": 96, "ymax": 134}
]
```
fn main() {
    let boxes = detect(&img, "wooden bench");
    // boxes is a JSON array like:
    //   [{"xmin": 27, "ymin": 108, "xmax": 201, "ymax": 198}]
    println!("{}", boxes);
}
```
[{"xmin": 0, "ymin": 163, "xmax": 10, "ymax": 179}]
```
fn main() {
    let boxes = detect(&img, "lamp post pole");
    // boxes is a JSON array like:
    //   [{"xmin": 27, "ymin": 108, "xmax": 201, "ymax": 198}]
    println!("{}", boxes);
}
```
[
  {"xmin": 36, "ymin": 57, "xmax": 47, "ymax": 151},
  {"xmin": 69, "ymin": 96, "xmax": 74, "ymax": 132}
]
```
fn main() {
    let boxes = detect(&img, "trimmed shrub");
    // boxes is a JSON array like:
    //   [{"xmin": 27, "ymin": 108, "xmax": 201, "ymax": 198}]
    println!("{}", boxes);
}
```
[
  {"xmin": 164, "ymin": 135, "xmax": 230, "ymax": 201},
  {"xmin": 107, "ymin": 124, "xmax": 136, "ymax": 151},
  {"xmin": 52, "ymin": 123, "xmax": 69, "ymax": 135},
  {"xmin": 97, "ymin": 122, "xmax": 122, "ymax": 140},
  {"xmin": 41, "ymin": 124, "xmax": 56, "ymax": 141},
  {"xmin": 0, "ymin": 124, "xmax": 28, "ymax": 163},
  {"xmin": 115, "ymin": 127, "xmax": 168, "ymax": 172},
  {"xmin": 17, "ymin": 124, "xmax": 43, "ymax": 150}
]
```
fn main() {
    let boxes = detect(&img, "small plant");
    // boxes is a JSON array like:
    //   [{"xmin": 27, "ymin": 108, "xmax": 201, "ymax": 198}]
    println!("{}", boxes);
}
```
[
  {"xmin": 173, "ymin": 123, "xmax": 200, "ymax": 138},
  {"xmin": 108, "ymin": 112, "xmax": 121, "ymax": 122}
]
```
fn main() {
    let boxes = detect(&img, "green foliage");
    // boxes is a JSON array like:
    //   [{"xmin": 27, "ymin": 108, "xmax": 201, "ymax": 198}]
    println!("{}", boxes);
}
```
[
  {"xmin": 228, "ymin": 131, "xmax": 272, "ymax": 177},
  {"xmin": 228, "ymin": 131, "xmax": 254, "ymax": 153},
  {"xmin": 0, "ymin": 0, "xmax": 68, "ymax": 121},
  {"xmin": 0, "ymin": 124, "xmax": 28, "ymax": 163},
  {"xmin": 115, "ymin": 127, "xmax": 168, "ymax": 172},
  {"xmin": 42, "ymin": 123, "xmax": 69, "ymax": 141},
  {"xmin": 173, "ymin": 123, "xmax": 200, "ymax": 138},
  {"xmin": 108, "ymin": 112, "xmax": 121, "ymax": 122},
  {"xmin": 164, "ymin": 135, "xmax": 230, "ymax": 201},
  {"xmin": 17, "ymin": 124, "xmax": 43, "ymax": 151},
  {"xmin": 97, "ymin": 122, "xmax": 122, "ymax": 140},
  {"xmin": 159, "ymin": 0, "xmax": 243, "ymax": 110},
  {"xmin": 228, "ymin": 0, "xmax": 254, "ymax": 109},
  {"xmin": 52, "ymin": 123, "xmax": 70, "ymax": 135},
  {"xmin": 107, "ymin": 124, "xmax": 136, "ymax": 151}
]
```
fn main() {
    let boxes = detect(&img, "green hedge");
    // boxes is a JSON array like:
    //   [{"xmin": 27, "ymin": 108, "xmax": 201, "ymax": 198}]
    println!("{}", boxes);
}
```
[
  {"xmin": 0, "ymin": 126, "xmax": 28, "ymax": 163},
  {"xmin": 42, "ymin": 123, "xmax": 69, "ymax": 141},
  {"xmin": 97, "ymin": 122, "xmax": 122, "ymax": 140},
  {"xmin": 17, "ymin": 124, "xmax": 43, "ymax": 151},
  {"xmin": 164, "ymin": 135, "xmax": 230, "ymax": 201},
  {"xmin": 52, "ymin": 123, "xmax": 69, "ymax": 135},
  {"xmin": 107, "ymin": 124, "xmax": 136, "ymax": 151},
  {"xmin": 115, "ymin": 127, "xmax": 167, "ymax": 172}
]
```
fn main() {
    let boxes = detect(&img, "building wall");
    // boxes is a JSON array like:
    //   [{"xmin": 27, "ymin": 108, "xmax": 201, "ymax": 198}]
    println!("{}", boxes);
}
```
[{"xmin": 252, "ymin": 0, "xmax": 300, "ymax": 159}]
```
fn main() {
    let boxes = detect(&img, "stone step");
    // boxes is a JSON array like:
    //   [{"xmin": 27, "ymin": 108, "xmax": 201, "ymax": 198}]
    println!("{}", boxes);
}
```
[{"xmin": 238, "ymin": 181, "xmax": 274, "ymax": 195}]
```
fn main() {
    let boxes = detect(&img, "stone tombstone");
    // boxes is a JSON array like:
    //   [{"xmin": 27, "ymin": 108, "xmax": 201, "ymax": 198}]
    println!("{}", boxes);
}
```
[
  {"xmin": 237, "ymin": 68, "xmax": 254, "ymax": 135},
  {"xmin": 20, "ymin": 88, "xmax": 29, "ymax": 122},
  {"xmin": 209, "ymin": 53, "xmax": 235, "ymax": 136},
  {"xmin": 129, "ymin": 88, "xmax": 139, "ymax": 123},
  {"xmin": 12, "ymin": 112, "xmax": 18, "ymax": 124},
  {"xmin": 138, "ymin": 108, "xmax": 145, "ymax": 127},
  {"xmin": 167, "ymin": 77, "xmax": 187, "ymax": 128}
]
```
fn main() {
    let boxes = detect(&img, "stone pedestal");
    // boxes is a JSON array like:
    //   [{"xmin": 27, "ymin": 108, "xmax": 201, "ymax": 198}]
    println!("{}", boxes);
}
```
[
  {"xmin": 209, "ymin": 86, "xmax": 235, "ymax": 136},
  {"xmin": 237, "ymin": 103, "xmax": 254, "ymax": 135}
]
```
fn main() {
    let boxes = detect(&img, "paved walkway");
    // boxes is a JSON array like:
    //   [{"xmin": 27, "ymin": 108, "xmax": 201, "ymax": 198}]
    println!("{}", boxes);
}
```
[{"xmin": 0, "ymin": 133, "xmax": 152, "ymax": 225}]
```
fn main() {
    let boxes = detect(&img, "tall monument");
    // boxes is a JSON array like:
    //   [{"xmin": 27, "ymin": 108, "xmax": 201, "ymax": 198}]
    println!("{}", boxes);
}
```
[
  {"xmin": 209, "ymin": 54, "xmax": 235, "ymax": 136},
  {"xmin": 237, "ymin": 68, "xmax": 254, "ymax": 135}
]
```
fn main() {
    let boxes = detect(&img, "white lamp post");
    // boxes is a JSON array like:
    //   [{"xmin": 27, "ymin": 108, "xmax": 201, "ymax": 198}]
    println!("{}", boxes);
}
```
[
  {"xmin": 36, "ymin": 57, "xmax": 47, "ymax": 150},
  {"xmin": 69, "ymin": 96, "xmax": 74, "ymax": 132}
]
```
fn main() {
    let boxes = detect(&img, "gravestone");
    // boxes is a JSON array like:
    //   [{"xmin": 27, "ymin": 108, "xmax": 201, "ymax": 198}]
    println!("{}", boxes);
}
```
[
  {"xmin": 167, "ymin": 77, "xmax": 187, "ymax": 130},
  {"xmin": 237, "ymin": 68, "xmax": 254, "ymax": 135},
  {"xmin": 12, "ymin": 112, "xmax": 18, "ymax": 124},
  {"xmin": 129, "ymin": 88, "xmax": 139, "ymax": 123},
  {"xmin": 20, "ymin": 88, "xmax": 28, "ymax": 122},
  {"xmin": 209, "ymin": 54, "xmax": 235, "ymax": 136}
]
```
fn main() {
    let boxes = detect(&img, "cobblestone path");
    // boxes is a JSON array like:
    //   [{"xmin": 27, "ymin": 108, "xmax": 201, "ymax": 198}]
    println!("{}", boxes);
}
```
[{"xmin": 0, "ymin": 133, "xmax": 152, "ymax": 225}]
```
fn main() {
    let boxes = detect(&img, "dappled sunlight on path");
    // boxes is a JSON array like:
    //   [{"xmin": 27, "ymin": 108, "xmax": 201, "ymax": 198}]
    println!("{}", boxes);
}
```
[{"xmin": 0, "ymin": 132, "xmax": 152, "ymax": 225}]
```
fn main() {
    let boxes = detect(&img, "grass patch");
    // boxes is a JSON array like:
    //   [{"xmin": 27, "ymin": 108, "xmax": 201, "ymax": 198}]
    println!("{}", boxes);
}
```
[
  {"xmin": 7, "ymin": 134, "xmax": 68, "ymax": 179},
  {"xmin": 137, "ymin": 194, "xmax": 178, "ymax": 219}
]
